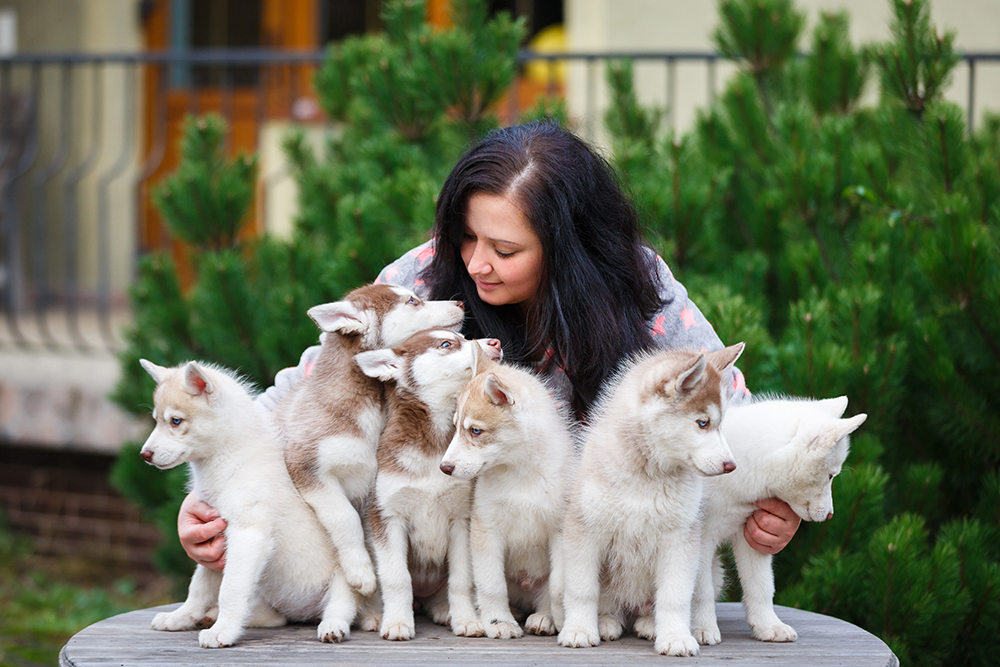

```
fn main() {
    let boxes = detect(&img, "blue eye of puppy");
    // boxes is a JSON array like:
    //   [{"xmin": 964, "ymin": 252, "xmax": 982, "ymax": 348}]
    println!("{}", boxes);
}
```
[
  {"xmin": 170, "ymin": 417, "xmax": 183, "ymax": 426},
  {"xmin": 470, "ymin": 427, "xmax": 482, "ymax": 436},
  {"xmin": 440, "ymin": 341, "xmax": 452, "ymax": 348},
  {"xmin": 696, "ymin": 419, "xmax": 709, "ymax": 428}
]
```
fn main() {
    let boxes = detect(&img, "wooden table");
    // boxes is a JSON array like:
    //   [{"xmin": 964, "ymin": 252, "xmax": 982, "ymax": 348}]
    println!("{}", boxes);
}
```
[{"xmin": 60, "ymin": 602, "xmax": 898, "ymax": 666}]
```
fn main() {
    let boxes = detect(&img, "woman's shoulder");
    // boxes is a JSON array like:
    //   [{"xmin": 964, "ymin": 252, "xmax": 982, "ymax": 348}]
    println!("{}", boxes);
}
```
[{"xmin": 375, "ymin": 238, "xmax": 437, "ymax": 298}]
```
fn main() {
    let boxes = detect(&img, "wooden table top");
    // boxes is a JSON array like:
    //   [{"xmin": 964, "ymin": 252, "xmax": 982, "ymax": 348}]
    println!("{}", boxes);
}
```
[{"xmin": 60, "ymin": 602, "xmax": 898, "ymax": 667}]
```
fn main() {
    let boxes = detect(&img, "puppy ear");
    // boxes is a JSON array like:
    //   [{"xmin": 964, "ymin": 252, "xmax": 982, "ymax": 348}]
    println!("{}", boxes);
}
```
[
  {"xmin": 139, "ymin": 359, "xmax": 168, "ymax": 385},
  {"xmin": 815, "ymin": 396, "xmax": 849, "ymax": 418},
  {"xmin": 355, "ymin": 349, "xmax": 401, "ymax": 382},
  {"xmin": 183, "ymin": 362, "xmax": 213, "ymax": 397},
  {"xmin": 484, "ymin": 374, "xmax": 514, "ymax": 407},
  {"xmin": 836, "ymin": 413, "xmax": 867, "ymax": 439},
  {"xmin": 308, "ymin": 301, "xmax": 368, "ymax": 335},
  {"xmin": 675, "ymin": 354, "xmax": 708, "ymax": 394},
  {"xmin": 808, "ymin": 412, "xmax": 867, "ymax": 451},
  {"xmin": 706, "ymin": 342, "xmax": 745, "ymax": 372}
]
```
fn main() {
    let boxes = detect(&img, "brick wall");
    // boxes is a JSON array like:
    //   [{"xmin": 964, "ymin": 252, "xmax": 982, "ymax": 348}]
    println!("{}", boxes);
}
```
[{"xmin": 0, "ymin": 443, "xmax": 163, "ymax": 580}]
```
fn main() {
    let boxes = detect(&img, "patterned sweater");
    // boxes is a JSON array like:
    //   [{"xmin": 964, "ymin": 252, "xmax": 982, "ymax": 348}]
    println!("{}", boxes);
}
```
[{"xmin": 256, "ymin": 239, "xmax": 749, "ymax": 412}]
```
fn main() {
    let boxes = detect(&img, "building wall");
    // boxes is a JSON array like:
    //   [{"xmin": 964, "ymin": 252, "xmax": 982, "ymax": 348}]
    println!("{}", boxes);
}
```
[
  {"xmin": 565, "ymin": 0, "xmax": 1000, "ymax": 145},
  {"xmin": 4, "ymin": 0, "xmax": 144, "ymax": 296}
]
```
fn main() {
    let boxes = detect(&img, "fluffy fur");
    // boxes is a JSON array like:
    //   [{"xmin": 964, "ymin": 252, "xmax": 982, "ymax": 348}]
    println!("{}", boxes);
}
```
[
  {"xmin": 275, "ymin": 284, "xmax": 464, "ymax": 598},
  {"xmin": 558, "ymin": 344, "xmax": 744, "ymax": 657},
  {"xmin": 440, "ymin": 352, "xmax": 576, "ymax": 639},
  {"xmin": 139, "ymin": 360, "xmax": 357, "ymax": 648},
  {"xmin": 691, "ymin": 395, "xmax": 867, "ymax": 645},
  {"xmin": 355, "ymin": 329, "xmax": 503, "ymax": 641}
]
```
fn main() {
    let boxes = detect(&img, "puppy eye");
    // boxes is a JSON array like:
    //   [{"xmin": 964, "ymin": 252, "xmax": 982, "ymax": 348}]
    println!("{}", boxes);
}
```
[
  {"xmin": 407, "ymin": 296, "xmax": 418, "ymax": 305},
  {"xmin": 470, "ymin": 427, "xmax": 482, "ymax": 436},
  {"xmin": 829, "ymin": 473, "xmax": 835, "ymax": 481},
  {"xmin": 170, "ymin": 417, "xmax": 183, "ymax": 426},
  {"xmin": 696, "ymin": 419, "xmax": 709, "ymax": 429},
  {"xmin": 440, "ymin": 341, "xmax": 452, "ymax": 348}
]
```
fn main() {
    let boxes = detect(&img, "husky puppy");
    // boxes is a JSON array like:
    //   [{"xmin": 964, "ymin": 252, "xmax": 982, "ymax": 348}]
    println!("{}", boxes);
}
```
[
  {"xmin": 140, "ymin": 360, "xmax": 357, "ymax": 648},
  {"xmin": 439, "ymin": 351, "xmax": 575, "ymax": 639},
  {"xmin": 355, "ymin": 329, "xmax": 503, "ymax": 641},
  {"xmin": 690, "ymin": 396, "xmax": 867, "ymax": 646},
  {"xmin": 276, "ymin": 285, "xmax": 464, "ymax": 598},
  {"xmin": 558, "ymin": 344, "xmax": 744, "ymax": 657}
]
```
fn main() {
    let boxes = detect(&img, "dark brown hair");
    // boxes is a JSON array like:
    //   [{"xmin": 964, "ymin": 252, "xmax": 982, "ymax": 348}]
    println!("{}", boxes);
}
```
[{"xmin": 421, "ymin": 121, "xmax": 665, "ymax": 416}]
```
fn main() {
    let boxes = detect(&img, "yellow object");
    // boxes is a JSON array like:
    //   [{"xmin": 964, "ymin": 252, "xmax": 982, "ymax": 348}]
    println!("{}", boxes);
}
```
[{"xmin": 524, "ymin": 24, "xmax": 566, "ymax": 87}]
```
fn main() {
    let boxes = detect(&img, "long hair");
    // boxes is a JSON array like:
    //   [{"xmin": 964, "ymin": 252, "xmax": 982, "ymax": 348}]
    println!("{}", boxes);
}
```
[{"xmin": 421, "ymin": 121, "xmax": 665, "ymax": 416}]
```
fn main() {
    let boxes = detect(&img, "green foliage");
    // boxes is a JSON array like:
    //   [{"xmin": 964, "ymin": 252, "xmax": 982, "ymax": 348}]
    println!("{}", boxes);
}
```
[
  {"xmin": 0, "ymin": 512, "xmax": 166, "ymax": 667},
  {"xmin": 152, "ymin": 114, "xmax": 257, "ymax": 251},
  {"xmin": 803, "ymin": 11, "xmax": 870, "ymax": 115},
  {"xmin": 867, "ymin": 0, "xmax": 959, "ymax": 117},
  {"xmin": 605, "ymin": 0, "xmax": 1000, "ymax": 663}
]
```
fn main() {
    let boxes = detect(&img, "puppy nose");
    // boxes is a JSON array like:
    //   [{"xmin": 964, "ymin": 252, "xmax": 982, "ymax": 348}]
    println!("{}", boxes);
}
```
[
  {"xmin": 826, "ymin": 512, "xmax": 834, "ymax": 521},
  {"xmin": 140, "ymin": 450, "xmax": 154, "ymax": 463},
  {"xmin": 455, "ymin": 300, "xmax": 464, "ymax": 311},
  {"xmin": 722, "ymin": 460, "xmax": 736, "ymax": 474},
  {"xmin": 487, "ymin": 339, "xmax": 501, "ymax": 351},
  {"xmin": 440, "ymin": 462, "xmax": 455, "ymax": 476}
]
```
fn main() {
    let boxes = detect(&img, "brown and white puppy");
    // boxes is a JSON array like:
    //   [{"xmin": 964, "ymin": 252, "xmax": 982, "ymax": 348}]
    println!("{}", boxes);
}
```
[
  {"xmin": 276, "ymin": 285, "xmax": 464, "ymax": 600},
  {"xmin": 355, "ymin": 329, "xmax": 502, "ymax": 641}
]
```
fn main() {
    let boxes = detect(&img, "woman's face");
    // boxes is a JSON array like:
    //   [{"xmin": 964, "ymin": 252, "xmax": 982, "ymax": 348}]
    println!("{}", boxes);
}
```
[{"xmin": 460, "ymin": 193, "xmax": 544, "ymax": 309}]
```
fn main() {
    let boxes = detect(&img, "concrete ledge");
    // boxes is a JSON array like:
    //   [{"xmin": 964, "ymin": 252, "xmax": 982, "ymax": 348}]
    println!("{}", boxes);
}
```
[{"xmin": 0, "ymin": 350, "xmax": 147, "ymax": 454}]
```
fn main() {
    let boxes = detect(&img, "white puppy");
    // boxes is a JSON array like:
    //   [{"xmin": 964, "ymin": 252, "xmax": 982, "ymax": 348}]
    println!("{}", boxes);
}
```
[
  {"xmin": 140, "ymin": 360, "xmax": 356, "ymax": 648},
  {"xmin": 558, "ymin": 344, "xmax": 744, "ymax": 657},
  {"xmin": 691, "ymin": 395, "xmax": 866, "ymax": 645},
  {"xmin": 440, "ymin": 352, "xmax": 575, "ymax": 639}
]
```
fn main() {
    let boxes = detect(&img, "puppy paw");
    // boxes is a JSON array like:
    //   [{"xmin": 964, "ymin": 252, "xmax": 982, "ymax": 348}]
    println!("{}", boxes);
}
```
[
  {"xmin": 751, "ymin": 622, "xmax": 797, "ymax": 642},
  {"xmin": 483, "ymin": 619, "xmax": 522, "ymax": 639},
  {"xmin": 380, "ymin": 620, "xmax": 416, "ymax": 641},
  {"xmin": 248, "ymin": 606, "xmax": 286, "ymax": 628},
  {"xmin": 428, "ymin": 600, "xmax": 450, "ymax": 626},
  {"xmin": 598, "ymin": 614, "xmax": 623, "ymax": 641},
  {"xmin": 151, "ymin": 610, "xmax": 199, "ymax": 632},
  {"xmin": 318, "ymin": 618, "xmax": 351, "ymax": 643},
  {"xmin": 558, "ymin": 626, "xmax": 600, "ymax": 648},
  {"xmin": 633, "ymin": 615, "xmax": 655, "ymax": 640},
  {"xmin": 453, "ymin": 618, "xmax": 486, "ymax": 637},
  {"xmin": 198, "ymin": 624, "xmax": 239, "ymax": 648},
  {"xmin": 358, "ymin": 612, "xmax": 381, "ymax": 632},
  {"xmin": 346, "ymin": 563, "xmax": 378, "ymax": 598},
  {"xmin": 525, "ymin": 612, "xmax": 556, "ymax": 636},
  {"xmin": 655, "ymin": 634, "xmax": 700, "ymax": 657},
  {"xmin": 693, "ymin": 624, "xmax": 722, "ymax": 646}
]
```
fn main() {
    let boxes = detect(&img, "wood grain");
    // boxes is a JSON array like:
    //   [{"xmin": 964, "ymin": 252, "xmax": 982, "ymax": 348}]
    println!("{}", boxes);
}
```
[{"xmin": 60, "ymin": 602, "xmax": 898, "ymax": 666}]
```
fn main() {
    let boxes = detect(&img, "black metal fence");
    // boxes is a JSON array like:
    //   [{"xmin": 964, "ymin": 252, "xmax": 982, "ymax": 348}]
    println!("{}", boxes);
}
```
[{"xmin": 0, "ymin": 49, "xmax": 996, "ymax": 354}]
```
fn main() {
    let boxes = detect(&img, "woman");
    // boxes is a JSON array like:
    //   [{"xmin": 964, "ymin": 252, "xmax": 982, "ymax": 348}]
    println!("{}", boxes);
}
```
[{"xmin": 179, "ymin": 121, "xmax": 799, "ymax": 570}]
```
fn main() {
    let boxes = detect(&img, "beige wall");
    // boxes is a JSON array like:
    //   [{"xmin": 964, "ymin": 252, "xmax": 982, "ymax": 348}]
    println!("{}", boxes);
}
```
[{"xmin": 566, "ymin": 0, "xmax": 1000, "ymax": 144}]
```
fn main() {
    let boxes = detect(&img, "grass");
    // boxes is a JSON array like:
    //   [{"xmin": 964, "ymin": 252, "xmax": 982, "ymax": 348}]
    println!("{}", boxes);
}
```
[{"xmin": 0, "ymin": 521, "xmax": 172, "ymax": 667}]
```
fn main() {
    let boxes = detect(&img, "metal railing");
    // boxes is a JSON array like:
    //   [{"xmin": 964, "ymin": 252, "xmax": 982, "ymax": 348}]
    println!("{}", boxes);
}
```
[{"xmin": 0, "ymin": 49, "xmax": 996, "ymax": 355}]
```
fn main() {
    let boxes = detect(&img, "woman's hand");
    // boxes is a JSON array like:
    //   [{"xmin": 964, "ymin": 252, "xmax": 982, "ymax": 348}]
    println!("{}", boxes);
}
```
[
  {"xmin": 744, "ymin": 498, "xmax": 801, "ymax": 555},
  {"xmin": 178, "ymin": 491, "xmax": 227, "ymax": 571}
]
